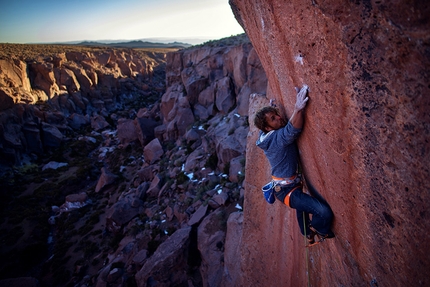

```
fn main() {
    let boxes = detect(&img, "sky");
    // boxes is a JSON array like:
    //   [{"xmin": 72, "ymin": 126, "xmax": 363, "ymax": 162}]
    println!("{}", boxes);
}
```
[{"xmin": 0, "ymin": 0, "xmax": 244, "ymax": 45}]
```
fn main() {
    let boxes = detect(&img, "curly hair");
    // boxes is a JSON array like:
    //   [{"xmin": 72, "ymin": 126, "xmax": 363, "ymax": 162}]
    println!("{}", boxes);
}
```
[{"xmin": 253, "ymin": 106, "xmax": 281, "ymax": 133}]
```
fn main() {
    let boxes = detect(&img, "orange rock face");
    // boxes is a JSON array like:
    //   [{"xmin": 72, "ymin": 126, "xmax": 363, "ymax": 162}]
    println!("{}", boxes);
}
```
[{"xmin": 229, "ymin": 0, "xmax": 430, "ymax": 286}]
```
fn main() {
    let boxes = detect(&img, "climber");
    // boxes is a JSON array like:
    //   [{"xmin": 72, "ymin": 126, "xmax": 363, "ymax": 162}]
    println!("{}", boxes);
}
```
[{"xmin": 254, "ymin": 85, "xmax": 334, "ymax": 245}]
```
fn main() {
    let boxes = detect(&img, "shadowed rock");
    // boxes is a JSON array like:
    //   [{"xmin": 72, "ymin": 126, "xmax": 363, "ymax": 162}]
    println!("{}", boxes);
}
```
[{"xmin": 135, "ymin": 227, "xmax": 192, "ymax": 286}]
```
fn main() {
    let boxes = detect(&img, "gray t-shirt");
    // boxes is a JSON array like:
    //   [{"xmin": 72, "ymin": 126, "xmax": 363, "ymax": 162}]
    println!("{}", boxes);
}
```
[{"xmin": 256, "ymin": 121, "xmax": 302, "ymax": 178}]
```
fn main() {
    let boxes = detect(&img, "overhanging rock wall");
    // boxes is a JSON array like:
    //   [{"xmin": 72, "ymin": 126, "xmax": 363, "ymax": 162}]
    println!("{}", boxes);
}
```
[{"xmin": 229, "ymin": 0, "xmax": 430, "ymax": 286}]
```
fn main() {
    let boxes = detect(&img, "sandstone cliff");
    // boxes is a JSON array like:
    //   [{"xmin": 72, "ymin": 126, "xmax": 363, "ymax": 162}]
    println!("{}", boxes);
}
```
[{"xmin": 229, "ymin": 1, "xmax": 430, "ymax": 286}]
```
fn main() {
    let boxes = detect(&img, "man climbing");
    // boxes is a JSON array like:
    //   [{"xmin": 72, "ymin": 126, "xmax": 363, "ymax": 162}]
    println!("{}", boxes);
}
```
[{"xmin": 254, "ymin": 85, "xmax": 334, "ymax": 245}]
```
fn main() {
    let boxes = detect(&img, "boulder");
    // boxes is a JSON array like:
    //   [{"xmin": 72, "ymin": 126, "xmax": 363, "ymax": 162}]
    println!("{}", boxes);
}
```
[
  {"xmin": 68, "ymin": 113, "xmax": 90, "ymax": 130},
  {"xmin": 173, "ymin": 203, "xmax": 188, "ymax": 224},
  {"xmin": 132, "ymin": 249, "xmax": 148, "ymax": 265},
  {"xmin": 0, "ymin": 89, "xmax": 14, "ymax": 111},
  {"xmin": 215, "ymin": 77, "xmax": 235, "ymax": 114},
  {"xmin": 228, "ymin": 155, "xmax": 245, "ymax": 183},
  {"xmin": 146, "ymin": 175, "xmax": 161, "ymax": 198},
  {"xmin": 55, "ymin": 67, "xmax": 80, "ymax": 93},
  {"xmin": 152, "ymin": 124, "xmax": 165, "ymax": 141},
  {"xmin": 197, "ymin": 209, "xmax": 226, "ymax": 287},
  {"xmin": 106, "ymin": 193, "xmax": 143, "ymax": 232},
  {"xmin": 42, "ymin": 161, "xmax": 68, "ymax": 171},
  {"xmin": 212, "ymin": 191, "xmax": 229, "ymax": 207},
  {"xmin": 41, "ymin": 122, "xmax": 63, "ymax": 147},
  {"xmin": 184, "ymin": 146, "xmax": 204, "ymax": 173},
  {"xmin": 137, "ymin": 166, "xmax": 155, "ymax": 182},
  {"xmin": 91, "ymin": 115, "xmax": 110, "ymax": 131},
  {"xmin": 95, "ymin": 167, "xmax": 117, "ymax": 193},
  {"xmin": 135, "ymin": 117, "xmax": 158, "ymax": 146},
  {"xmin": 60, "ymin": 192, "xmax": 89, "ymax": 212},
  {"xmin": 215, "ymin": 136, "xmax": 243, "ymax": 169},
  {"xmin": 198, "ymin": 85, "xmax": 215, "ymax": 107},
  {"xmin": 181, "ymin": 70, "xmax": 208, "ymax": 105},
  {"xmin": 135, "ymin": 227, "xmax": 192, "ymax": 286},
  {"xmin": 22, "ymin": 123, "xmax": 43, "ymax": 154},
  {"xmin": 65, "ymin": 192, "xmax": 88, "ymax": 203},
  {"xmin": 143, "ymin": 138, "xmax": 164, "ymax": 164},
  {"xmin": 0, "ymin": 59, "xmax": 31, "ymax": 92},
  {"xmin": 187, "ymin": 204, "xmax": 208, "ymax": 226},
  {"xmin": 29, "ymin": 61, "xmax": 59, "ymax": 98},
  {"xmin": 193, "ymin": 103, "xmax": 210, "ymax": 120},
  {"xmin": 221, "ymin": 212, "xmax": 244, "ymax": 287},
  {"xmin": 117, "ymin": 118, "xmax": 138, "ymax": 145}
]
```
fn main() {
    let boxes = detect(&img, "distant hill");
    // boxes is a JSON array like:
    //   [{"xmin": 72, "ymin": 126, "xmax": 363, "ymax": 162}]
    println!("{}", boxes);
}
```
[
  {"xmin": 190, "ymin": 33, "xmax": 250, "ymax": 49},
  {"xmin": 76, "ymin": 40, "xmax": 192, "ymax": 49}
]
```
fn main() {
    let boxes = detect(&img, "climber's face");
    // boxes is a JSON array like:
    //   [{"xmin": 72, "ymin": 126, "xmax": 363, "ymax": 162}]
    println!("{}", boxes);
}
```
[{"xmin": 264, "ymin": 111, "xmax": 285, "ymax": 131}]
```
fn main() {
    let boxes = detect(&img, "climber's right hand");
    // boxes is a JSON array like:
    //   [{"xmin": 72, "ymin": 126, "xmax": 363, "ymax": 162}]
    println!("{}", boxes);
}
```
[{"xmin": 294, "ymin": 85, "xmax": 309, "ymax": 111}]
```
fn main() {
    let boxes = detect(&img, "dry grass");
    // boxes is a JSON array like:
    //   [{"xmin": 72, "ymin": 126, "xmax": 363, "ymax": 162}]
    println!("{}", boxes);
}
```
[
  {"xmin": 0, "ymin": 43, "xmax": 179, "ymax": 61},
  {"xmin": 0, "ymin": 34, "xmax": 250, "ymax": 62},
  {"xmin": 192, "ymin": 33, "xmax": 250, "ymax": 49}
]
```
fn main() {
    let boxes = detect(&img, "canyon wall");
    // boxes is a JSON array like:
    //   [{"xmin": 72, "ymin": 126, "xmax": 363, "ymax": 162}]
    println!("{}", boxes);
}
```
[
  {"xmin": 229, "ymin": 0, "xmax": 430, "ymax": 286},
  {"xmin": 0, "ymin": 40, "xmax": 268, "ymax": 287},
  {"xmin": 0, "ymin": 46, "xmax": 165, "ymax": 165}
]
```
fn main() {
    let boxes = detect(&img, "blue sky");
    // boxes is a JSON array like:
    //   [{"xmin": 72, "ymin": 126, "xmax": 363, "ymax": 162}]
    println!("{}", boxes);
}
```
[{"xmin": 0, "ymin": 0, "xmax": 244, "ymax": 44}]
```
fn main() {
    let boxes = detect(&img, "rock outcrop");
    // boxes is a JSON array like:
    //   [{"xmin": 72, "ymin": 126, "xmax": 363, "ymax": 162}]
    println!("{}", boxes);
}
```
[
  {"xmin": 230, "ymin": 1, "xmax": 430, "ymax": 286},
  {"xmin": 160, "ymin": 41, "xmax": 267, "ymax": 142},
  {"xmin": 0, "ymin": 47, "xmax": 165, "ymax": 165}
]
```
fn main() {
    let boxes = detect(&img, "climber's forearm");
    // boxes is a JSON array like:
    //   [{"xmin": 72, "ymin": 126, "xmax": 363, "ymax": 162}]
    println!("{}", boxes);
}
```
[{"xmin": 289, "ymin": 109, "xmax": 305, "ymax": 129}]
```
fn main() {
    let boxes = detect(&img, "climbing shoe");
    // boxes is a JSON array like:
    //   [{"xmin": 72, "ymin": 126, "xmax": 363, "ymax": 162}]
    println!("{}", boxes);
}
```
[
  {"xmin": 306, "ymin": 229, "xmax": 317, "ymax": 245},
  {"xmin": 311, "ymin": 227, "xmax": 335, "ymax": 240},
  {"xmin": 306, "ymin": 227, "xmax": 335, "ymax": 247}
]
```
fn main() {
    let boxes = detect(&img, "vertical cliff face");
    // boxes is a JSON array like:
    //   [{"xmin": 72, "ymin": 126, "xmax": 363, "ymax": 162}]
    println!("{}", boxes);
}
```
[{"xmin": 229, "ymin": 0, "xmax": 430, "ymax": 286}]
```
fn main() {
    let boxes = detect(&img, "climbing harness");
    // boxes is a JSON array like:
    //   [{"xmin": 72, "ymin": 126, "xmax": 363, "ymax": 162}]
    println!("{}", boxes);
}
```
[
  {"xmin": 274, "ymin": 174, "xmax": 302, "ymax": 207},
  {"xmin": 261, "ymin": 174, "xmax": 301, "ymax": 205},
  {"xmin": 272, "ymin": 174, "xmax": 300, "ymax": 185}
]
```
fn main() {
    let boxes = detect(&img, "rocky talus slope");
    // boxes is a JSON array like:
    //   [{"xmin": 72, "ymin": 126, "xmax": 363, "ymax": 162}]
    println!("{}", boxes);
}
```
[
  {"xmin": 230, "ymin": 1, "xmax": 430, "ymax": 286},
  {"xmin": 0, "ymin": 36, "xmax": 267, "ymax": 287}
]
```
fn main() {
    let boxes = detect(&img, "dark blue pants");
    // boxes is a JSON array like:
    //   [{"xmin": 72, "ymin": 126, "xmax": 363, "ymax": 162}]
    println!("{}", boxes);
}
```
[{"xmin": 289, "ymin": 187, "xmax": 333, "ymax": 236}]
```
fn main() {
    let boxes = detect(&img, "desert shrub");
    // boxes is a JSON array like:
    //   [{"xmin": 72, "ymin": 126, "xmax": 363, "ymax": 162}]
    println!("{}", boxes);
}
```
[
  {"xmin": 176, "ymin": 172, "xmax": 189, "ymax": 185},
  {"xmin": 223, "ymin": 162, "xmax": 230, "ymax": 175},
  {"xmin": 91, "ymin": 229, "xmax": 103, "ymax": 236},
  {"xmin": 193, "ymin": 182, "xmax": 213, "ymax": 203},
  {"xmin": 231, "ymin": 189, "xmax": 241, "ymax": 201},
  {"xmin": 164, "ymin": 140, "xmax": 176, "ymax": 151},
  {"xmin": 147, "ymin": 239, "xmax": 161, "ymax": 256},
  {"xmin": 185, "ymin": 140, "xmax": 196, "ymax": 155},
  {"xmin": 108, "ymin": 233, "xmax": 123, "ymax": 250},
  {"xmin": 16, "ymin": 164, "xmax": 39, "ymax": 174},
  {"xmin": 4, "ymin": 226, "xmax": 24, "ymax": 246},
  {"xmin": 78, "ymin": 224, "xmax": 94, "ymax": 236},
  {"xmin": 243, "ymin": 116, "xmax": 249, "ymax": 127},
  {"xmin": 205, "ymin": 153, "xmax": 218, "ymax": 170},
  {"xmin": 83, "ymin": 241, "xmax": 99, "ymax": 258},
  {"xmin": 216, "ymin": 209, "xmax": 228, "ymax": 230},
  {"xmin": 128, "ymin": 224, "xmax": 144, "ymax": 237},
  {"xmin": 238, "ymin": 173, "xmax": 245, "ymax": 185},
  {"xmin": 87, "ymin": 210, "xmax": 103, "ymax": 225},
  {"xmin": 69, "ymin": 138, "xmax": 98, "ymax": 158}
]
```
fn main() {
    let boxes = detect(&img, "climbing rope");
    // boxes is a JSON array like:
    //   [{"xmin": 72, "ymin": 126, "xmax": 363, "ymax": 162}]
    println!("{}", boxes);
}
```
[{"xmin": 303, "ymin": 212, "xmax": 311, "ymax": 287}]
